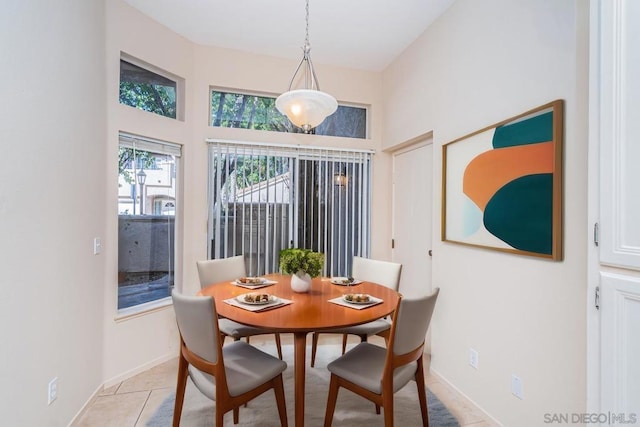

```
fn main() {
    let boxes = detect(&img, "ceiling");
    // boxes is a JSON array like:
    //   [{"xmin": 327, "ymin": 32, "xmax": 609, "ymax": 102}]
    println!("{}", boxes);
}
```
[{"xmin": 122, "ymin": 0, "xmax": 456, "ymax": 72}]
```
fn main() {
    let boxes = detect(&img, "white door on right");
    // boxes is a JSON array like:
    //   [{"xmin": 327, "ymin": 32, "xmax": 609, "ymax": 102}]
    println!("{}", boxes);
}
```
[
  {"xmin": 592, "ymin": 0, "xmax": 640, "ymax": 421},
  {"xmin": 392, "ymin": 142, "xmax": 433, "ymax": 298}
]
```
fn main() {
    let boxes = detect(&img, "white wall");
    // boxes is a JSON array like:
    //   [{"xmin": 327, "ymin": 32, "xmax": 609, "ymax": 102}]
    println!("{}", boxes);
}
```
[
  {"xmin": 382, "ymin": 0, "xmax": 589, "ymax": 425},
  {"xmin": 0, "ymin": 1, "xmax": 107, "ymax": 424}
]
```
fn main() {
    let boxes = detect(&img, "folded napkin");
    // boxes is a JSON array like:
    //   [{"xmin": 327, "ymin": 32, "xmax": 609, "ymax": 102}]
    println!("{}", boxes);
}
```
[
  {"xmin": 231, "ymin": 279, "xmax": 277, "ymax": 289},
  {"xmin": 224, "ymin": 296, "xmax": 292, "ymax": 312},
  {"xmin": 328, "ymin": 295, "xmax": 383, "ymax": 310}
]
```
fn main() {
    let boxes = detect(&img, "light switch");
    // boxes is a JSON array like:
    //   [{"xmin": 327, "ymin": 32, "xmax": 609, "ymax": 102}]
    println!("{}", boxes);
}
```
[{"xmin": 93, "ymin": 237, "xmax": 102, "ymax": 255}]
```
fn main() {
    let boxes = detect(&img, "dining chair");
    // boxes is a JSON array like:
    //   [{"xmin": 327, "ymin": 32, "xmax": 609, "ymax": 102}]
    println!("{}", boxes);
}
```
[
  {"xmin": 323, "ymin": 288, "xmax": 439, "ymax": 427},
  {"xmin": 171, "ymin": 291, "xmax": 288, "ymax": 426},
  {"xmin": 310, "ymin": 256, "xmax": 402, "ymax": 367},
  {"xmin": 197, "ymin": 255, "xmax": 283, "ymax": 359}
]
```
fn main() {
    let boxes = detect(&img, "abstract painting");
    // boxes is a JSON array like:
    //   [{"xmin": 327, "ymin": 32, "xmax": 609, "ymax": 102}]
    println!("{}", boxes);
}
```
[{"xmin": 442, "ymin": 100, "xmax": 564, "ymax": 260}]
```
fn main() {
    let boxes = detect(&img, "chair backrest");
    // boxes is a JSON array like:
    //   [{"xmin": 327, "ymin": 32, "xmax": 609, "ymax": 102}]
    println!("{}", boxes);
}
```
[
  {"xmin": 196, "ymin": 255, "xmax": 246, "ymax": 289},
  {"xmin": 391, "ymin": 288, "xmax": 439, "ymax": 356},
  {"xmin": 172, "ymin": 290, "xmax": 220, "ymax": 363},
  {"xmin": 352, "ymin": 256, "xmax": 402, "ymax": 291}
]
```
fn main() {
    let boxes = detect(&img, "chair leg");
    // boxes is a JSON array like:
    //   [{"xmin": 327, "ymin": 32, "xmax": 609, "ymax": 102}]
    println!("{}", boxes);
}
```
[
  {"xmin": 233, "ymin": 407, "xmax": 239, "ymax": 424},
  {"xmin": 377, "ymin": 329, "xmax": 391, "ymax": 346},
  {"xmin": 273, "ymin": 374, "xmax": 289, "ymax": 427},
  {"xmin": 275, "ymin": 333, "xmax": 283, "ymax": 360},
  {"xmin": 172, "ymin": 354, "xmax": 189, "ymax": 427},
  {"xmin": 382, "ymin": 389, "xmax": 394, "ymax": 427},
  {"xmin": 341, "ymin": 334, "xmax": 348, "ymax": 355},
  {"xmin": 375, "ymin": 403, "xmax": 381, "ymax": 414},
  {"xmin": 324, "ymin": 374, "xmax": 340, "ymax": 427},
  {"xmin": 216, "ymin": 404, "xmax": 225, "ymax": 427},
  {"xmin": 415, "ymin": 358, "xmax": 430, "ymax": 427},
  {"xmin": 311, "ymin": 332, "xmax": 320, "ymax": 367}
]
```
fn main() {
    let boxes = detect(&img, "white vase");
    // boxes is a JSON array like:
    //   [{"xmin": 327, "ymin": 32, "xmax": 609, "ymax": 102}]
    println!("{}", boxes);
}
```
[{"xmin": 290, "ymin": 270, "xmax": 312, "ymax": 293}]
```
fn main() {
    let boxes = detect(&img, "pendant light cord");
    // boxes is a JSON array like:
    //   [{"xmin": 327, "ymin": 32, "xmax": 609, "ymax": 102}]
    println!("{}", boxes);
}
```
[
  {"xmin": 286, "ymin": 0, "xmax": 321, "ymax": 92},
  {"xmin": 304, "ymin": 0, "xmax": 310, "ymax": 50}
]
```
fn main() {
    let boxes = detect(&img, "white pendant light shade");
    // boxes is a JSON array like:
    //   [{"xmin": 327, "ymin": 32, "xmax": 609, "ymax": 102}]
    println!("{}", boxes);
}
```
[
  {"xmin": 277, "ymin": 0, "xmax": 337, "ymax": 133},
  {"xmin": 276, "ymin": 89, "xmax": 338, "ymax": 133}
]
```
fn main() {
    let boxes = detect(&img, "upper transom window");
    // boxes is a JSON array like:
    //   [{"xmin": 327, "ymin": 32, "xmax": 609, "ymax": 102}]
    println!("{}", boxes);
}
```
[
  {"xmin": 210, "ymin": 89, "xmax": 367, "ymax": 139},
  {"xmin": 119, "ymin": 56, "xmax": 182, "ymax": 120}
]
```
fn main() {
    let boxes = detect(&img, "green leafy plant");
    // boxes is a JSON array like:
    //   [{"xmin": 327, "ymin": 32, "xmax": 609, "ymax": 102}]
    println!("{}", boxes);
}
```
[{"xmin": 279, "ymin": 248, "xmax": 324, "ymax": 278}]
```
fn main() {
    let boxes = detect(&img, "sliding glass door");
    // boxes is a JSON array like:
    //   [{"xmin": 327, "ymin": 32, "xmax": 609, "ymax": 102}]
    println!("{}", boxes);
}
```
[{"xmin": 207, "ymin": 142, "xmax": 372, "ymax": 277}]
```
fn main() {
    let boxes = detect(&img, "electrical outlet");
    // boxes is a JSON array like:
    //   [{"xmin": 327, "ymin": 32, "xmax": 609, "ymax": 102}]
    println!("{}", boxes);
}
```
[
  {"xmin": 511, "ymin": 374, "xmax": 524, "ymax": 399},
  {"xmin": 48, "ymin": 377, "xmax": 58, "ymax": 405},
  {"xmin": 469, "ymin": 348, "xmax": 479, "ymax": 369}
]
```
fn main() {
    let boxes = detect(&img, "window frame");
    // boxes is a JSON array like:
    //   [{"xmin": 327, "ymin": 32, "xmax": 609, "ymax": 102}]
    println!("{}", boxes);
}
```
[
  {"xmin": 119, "ymin": 52, "xmax": 186, "ymax": 121},
  {"xmin": 209, "ymin": 87, "xmax": 369, "ymax": 139},
  {"xmin": 116, "ymin": 132, "xmax": 182, "ymax": 317}
]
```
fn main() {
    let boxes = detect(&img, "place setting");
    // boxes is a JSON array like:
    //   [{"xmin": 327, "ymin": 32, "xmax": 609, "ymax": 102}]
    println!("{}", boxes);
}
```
[
  {"xmin": 231, "ymin": 276, "xmax": 278, "ymax": 289},
  {"xmin": 224, "ymin": 291, "xmax": 292, "ymax": 312},
  {"xmin": 329, "ymin": 276, "xmax": 363, "ymax": 286},
  {"xmin": 328, "ymin": 292, "xmax": 383, "ymax": 310}
]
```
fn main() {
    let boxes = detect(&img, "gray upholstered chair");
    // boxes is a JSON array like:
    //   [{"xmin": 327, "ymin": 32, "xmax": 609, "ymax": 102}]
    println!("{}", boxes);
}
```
[
  {"xmin": 171, "ymin": 291, "xmax": 288, "ymax": 426},
  {"xmin": 311, "ymin": 256, "xmax": 402, "ymax": 367},
  {"xmin": 323, "ymin": 288, "xmax": 439, "ymax": 427},
  {"xmin": 197, "ymin": 255, "xmax": 283, "ymax": 359}
]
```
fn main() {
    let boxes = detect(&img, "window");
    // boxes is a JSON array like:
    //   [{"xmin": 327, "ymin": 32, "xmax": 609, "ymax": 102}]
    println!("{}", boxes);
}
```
[
  {"xmin": 207, "ymin": 141, "xmax": 372, "ymax": 276},
  {"xmin": 119, "ymin": 57, "xmax": 179, "ymax": 119},
  {"xmin": 118, "ymin": 133, "xmax": 181, "ymax": 311},
  {"xmin": 211, "ymin": 90, "xmax": 367, "ymax": 139}
]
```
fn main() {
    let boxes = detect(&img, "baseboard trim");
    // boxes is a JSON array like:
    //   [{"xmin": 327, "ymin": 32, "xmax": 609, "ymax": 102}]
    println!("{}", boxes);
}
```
[
  {"xmin": 103, "ymin": 352, "xmax": 177, "ymax": 389},
  {"xmin": 68, "ymin": 352, "xmax": 177, "ymax": 425},
  {"xmin": 67, "ymin": 384, "xmax": 103, "ymax": 427},
  {"xmin": 430, "ymin": 367, "xmax": 503, "ymax": 426}
]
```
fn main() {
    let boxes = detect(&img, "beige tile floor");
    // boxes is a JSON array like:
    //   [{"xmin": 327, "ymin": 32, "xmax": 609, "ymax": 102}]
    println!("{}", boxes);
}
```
[{"xmin": 73, "ymin": 335, "xmax": 497, "ymax": 426}]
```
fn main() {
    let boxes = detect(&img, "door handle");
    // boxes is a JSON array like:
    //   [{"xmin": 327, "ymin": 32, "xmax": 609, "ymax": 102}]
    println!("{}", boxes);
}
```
[{"xmin": 428, "ymin": 250, "xmax": 432, "ymax": 257}]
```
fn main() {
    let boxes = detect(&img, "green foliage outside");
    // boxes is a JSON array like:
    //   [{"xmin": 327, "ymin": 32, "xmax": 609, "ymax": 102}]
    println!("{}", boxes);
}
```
[
  {"xmin": 279, "ymin": 248, "xmax": 325, "ymax": 277},
  {"xmin": 118, "ymin": 148, "xmax": 156, "ymax": 185},
  {"xmin": 212, "ymin": 154, "xmax": 290, "ymax": 195},
  {"xmin": 210, "ymin": 90, "xmax": 367, "ymax": 138},
  {"xmin": 234, "ymin": 156, "xmax": 289, "ymax": 189},
  {"xmin": 120, "ymin": 81, "xmax": 176, "ymax": 119},
  {"xmin": 211, "ymin": 91, "xmax": 292, "ymax": 132}
]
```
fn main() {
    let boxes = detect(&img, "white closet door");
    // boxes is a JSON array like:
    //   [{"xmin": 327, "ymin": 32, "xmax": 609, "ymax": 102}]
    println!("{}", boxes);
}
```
[
  {"xmin": 593, "ymin": 0, "xmax": 640, "ymax": 420},
  {"xmin": 392, "ymin": 142, "xmax": 433, "ymax": 297},
  {"xmin": 599, "ymin": 0, "xmax": 640, "ymax": 270},
  {"xmin": 600, "ymin": 273, "xmax": 640, "ymax": 421}
]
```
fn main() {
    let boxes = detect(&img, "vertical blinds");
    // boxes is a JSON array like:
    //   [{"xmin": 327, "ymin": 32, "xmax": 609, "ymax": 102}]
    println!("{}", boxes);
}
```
[{"xmin": 206, "ymin": 140, "xmax": 373, "ymax": 277}]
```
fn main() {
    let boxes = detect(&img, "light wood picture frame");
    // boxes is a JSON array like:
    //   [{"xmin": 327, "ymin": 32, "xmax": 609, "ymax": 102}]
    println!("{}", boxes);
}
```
[{"xmin": 441, "ymin": 99, "xmax": 564, "ymax": 260}]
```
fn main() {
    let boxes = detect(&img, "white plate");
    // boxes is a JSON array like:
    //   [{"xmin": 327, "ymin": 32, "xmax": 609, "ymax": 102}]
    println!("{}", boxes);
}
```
[
  {"xmin": 342, "ymin": 294, "xmax": 372, "ymax": 304},
  {"xmin": 235, "ymin": 277, "xmax": 267, "ymax": 285},
  {"xmin": 237, "ymin": 293, "xmax": 278, "ymax": 305},
  {"xmin": 331, "ymin": 277, "xmax": 362, "ymax": 286}
]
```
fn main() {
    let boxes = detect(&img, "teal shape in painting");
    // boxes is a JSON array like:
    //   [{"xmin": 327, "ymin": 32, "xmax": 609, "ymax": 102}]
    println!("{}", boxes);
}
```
[
  {"xmin": 462, "ymin": 196, "xmax": 482, "ymax": 237},
  {"xmin": 483, "ymin": 174, "xmax": 552, "ymax": 255},
  {"xmin": 492, "ymin": 111, "xmax": 553, "ymax": 149}
]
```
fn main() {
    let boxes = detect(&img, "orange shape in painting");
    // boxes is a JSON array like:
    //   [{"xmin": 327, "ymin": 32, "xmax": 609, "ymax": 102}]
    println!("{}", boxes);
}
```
[{"xmin": 463, "ymin": 142, "xmax": 553, "ymax": 211}]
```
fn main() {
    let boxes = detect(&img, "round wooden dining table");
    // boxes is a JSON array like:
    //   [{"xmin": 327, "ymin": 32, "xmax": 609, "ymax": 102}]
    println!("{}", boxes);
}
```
[{"xmin": 198, "ymin": 273, "xmax": 400, "ymax": 427}]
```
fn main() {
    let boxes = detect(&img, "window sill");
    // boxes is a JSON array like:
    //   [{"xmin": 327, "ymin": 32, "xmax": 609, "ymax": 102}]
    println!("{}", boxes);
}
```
[{"xmin": 115, "ymin": 297, "xmax": 173, "ymax": 322}]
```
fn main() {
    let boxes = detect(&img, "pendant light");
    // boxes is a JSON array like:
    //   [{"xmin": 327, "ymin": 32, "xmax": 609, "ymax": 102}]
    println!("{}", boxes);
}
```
[{"xmin": 276, "ymin": 0, "xmax": 337, "ymax": 133}]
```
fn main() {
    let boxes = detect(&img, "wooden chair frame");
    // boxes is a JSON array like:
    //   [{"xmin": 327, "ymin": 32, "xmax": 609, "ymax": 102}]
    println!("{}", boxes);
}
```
[
  {"xmin": 323, "ymin": 295, "xmax": 430, "ymax": 427},
  {"xmin": 310, "ymin": 256, "xmax": 402, "ymax": 367},
  {"xmin": 197, "ymin": 257, "xmax": 283, "ymax": 360},
  {"xmin": 172, "ymin": 303, "xmax": 288, "ymax": 427}
]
